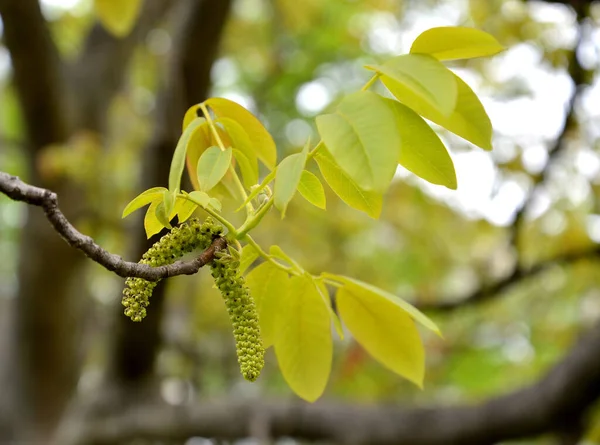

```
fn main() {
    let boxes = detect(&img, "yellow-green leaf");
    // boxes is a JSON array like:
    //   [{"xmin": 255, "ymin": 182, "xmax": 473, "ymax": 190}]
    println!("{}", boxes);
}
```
[
  {"xmin": 410, "ymin": 26, "xmax": 504, "ymax": 61},
  {"xmin": 154, "ymin": 201, "xmax": 172, "ymax": 230},
  {"xmin": 205, "ymin": 98, "xmax": 277, "ymax": 169},
  {"xmin": 314, "ymin": 278, "xmax": 344, "ymax": 340},
  {"xmin": 274, "ymin": 143, "xmax": 309, "ymax": 217},
  {"xmin": 323, "ymin": 273, "xmax": 441, "ymax": 336},
  {"xmin": 183, "ymin": 105, "xmax": 201, "ymax": 132},
  {"xmin": 245, "ymin": 262, "xmax": 289, "ymax": 348},
  {"xmin": 298, "ymin": 170, "xmax": 326, "ymax": 209},
  {"xmin": 316, "ymin": 91, "xmax": 400, "ymax": 192},
  {"xmin": 144, "ymin": 201, "xmax": 163, "ymax": 238},
  {"xmin": 218, "ymin": 117, "xmax": 260, "ymax": 179},
  {"xmin": 366, "ymin": 54, "xmax": 457, "ymax": 116},
  {"xmin": 314, "ymin": 146, "xmax": 382, "ymax": 218},
  {"xmin": 232, "ymin": 149, "xmax": 259, "ymax": 189},
  {"xmin": 185, "ymin": 122, "xmax": 212, "ymax": 190},
  {"xmin": 381, "ymin": 73, "xmax": 492, "ymax": 150},
  {"xmin": 239, "ymin": 244, "xmax": 259, "ymax": 274},
  {"xmin": 269, "ymin": 245, "xmax": 303, "ymax": 272},
  {"xmin": 171, "ymin": 196, "xmax": 198, "ymax": 223},
  {"xmin": 186, "ymin": 190, "xmax": 211, "ymax": 208},
  {"xmin": 208, "ymin": 197, "xmax": 222, "ymax": 212},
  {"xmin": 196, "ymin": 146, "xmax": 232, "ymax": 192},
  {"xmin": 94, "ymin": 0, "xmax": 142, "ymax": 37},
  {"xmin": 383, "ymin": 99, "xmax": 456, "ymax": 189},
  {"xmin": 163, "ymin": 189, "xmax": 175, "ymax": 218},
  {"xmin": 122, "ymin": 187, "xmax": 167, "ymax": 218},
  {"xmin": 274, "ymin": 275, "xmax": 332, "ymax": 402},
  {"xmin": 169, "ymin": 117, "xmax": 206, "ymax": 193},
  {"xmin": 336, "ymin": 284, "xmax": 425, "ymax": 387}
]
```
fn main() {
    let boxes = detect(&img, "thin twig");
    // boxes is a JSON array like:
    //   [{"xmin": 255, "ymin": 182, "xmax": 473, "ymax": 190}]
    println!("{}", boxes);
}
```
[
  {"xmin": 511, "ymin": 4, "xmax": 588, "ymax": 248},
  {"xmin": 0, "ymin": 171, "xmax": 226, "ymax": 281},
  {"xmin": 416, "ymin": 244, "xmax": 600, "ymax": 311}
]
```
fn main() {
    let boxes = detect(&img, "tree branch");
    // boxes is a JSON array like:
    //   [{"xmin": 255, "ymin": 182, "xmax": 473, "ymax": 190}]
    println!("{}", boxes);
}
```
[
  {"xmin": 0, "ymin": 172, "xmax": 226, "ymax": 280},
  {"xmin": 417, "ymin": 245, "xmax": 600, "ymax": 311},
  {"xmin": 511, "ymin": 3, "xmax": 588, "ymax": 248},
  {"xmin": 70, "ymin": 321, "xmax": 600, "ymax": 445}
]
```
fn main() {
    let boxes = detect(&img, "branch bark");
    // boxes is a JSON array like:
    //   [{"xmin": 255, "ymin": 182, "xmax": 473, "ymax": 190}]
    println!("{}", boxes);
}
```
[
  {"xmin": 417, "ymin": 245, "xmax": 600, "ymax": 311},
  {"xmin": 69, "ymin": 321, "xmax": 600, "ymax": 445},
  {"xmin": 0, "ymin": 172, "xmax": 227, "ymax": 279}
]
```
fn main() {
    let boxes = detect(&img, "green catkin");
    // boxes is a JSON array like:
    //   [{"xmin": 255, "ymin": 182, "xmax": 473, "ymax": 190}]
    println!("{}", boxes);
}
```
[
  {"xmin": 122, "ymin": 217, "xmax": 223, "ymax": 321},
  {"xmin": 210, "ymin": 253, "xmax": 265, "ymax": 381}
]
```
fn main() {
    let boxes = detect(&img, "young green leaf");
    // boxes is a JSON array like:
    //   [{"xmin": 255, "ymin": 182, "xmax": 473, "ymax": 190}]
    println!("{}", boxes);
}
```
[
  {"xmin": 366, "ymin": 54, "xmax": 457, "ymax": 116},
  {"xmin": 323, "ymin": 273, "xmax": 441, "ymax": 336},
  {"xmin": 383, "ymin": 98, "xmax": 457, "ymax": 189},
  {"xmin": 94, "ymin": 0, "xmax": 142, "ymax": 37},
  {"xmin": 381, "ymin": 73, "xmax": 492, "ymax": 150},
  {"xmin": 274, "ymin": 144, "xmax": 309, "ymax": 217},
  {"xmin": 336, "ymin": 284, "xmax": 425, "ymax": 387},
  {"xmin": 314, "ymin": 146, "xmax": 383, "ymax": 218},
  {"xmin": 186, "ymin": 190, "xmax": 211, "ymax": 208},
  {"xmin": 233, "ymin": 149, "xmax": 259, "ymax": 189},
  {"xmin": 169, "ymin": 117, "xmax": 206, "ymax": 193},
  {"xmin": 171, "ymin": 196, "xmax": 198, "ymax": 223},
  {"xmin": 274, "ymin": 275, "xmax": 332, "ymax": 402},
  {"xmin": 163, "ymin": 189, "xmax": 176, "ymax": 218},
  {"xmin": 154, "ymin": 201, "xmax": 172, "ymax": 230},
  {"xmin": 218, "ymin": 117, "xmax": 260, "ymax": 176},
  {"xmin": 239, "ymin": 244, "xmax": 259, "ymax": 274},
  {"xmin": 298, "ymin": 170, "xmax": 326, "ymax": 209},
  {"xmin": 205, "ymin": 98, "xmax": 277, "ymax": 169},
  {"xmin": 208, "ymin": 197, "xmax": 222, "ymax": 212},
  {"xmin": 313, "ymin": 278, "xmax": 344, "ymax": 340},
  {"xmin": 185, "ymin": 122, "xmax": 212, "ymax": 191},
  {"xmin": 316, "ymin": 91, "xmax": 400, "ymax": 193},
  {"xmin": 245, "ymin": 262, "xmax": 289, "ymax": 348},
  {"xmin": 183, "ymin": 105, "xmax": 201, "ymax": 132},
  {"xmin": 410, "ymin": 26, "xmax": 504, "ymax": 61},
  {"xmin": 196, "ymin": 146, "xmax": 233, "ymax": 192},
  {"xmin": 269, "ymin": 245, "xmax": 303, "ymax": 272},
  {"xmin": 122, "ymin": 187, "xmax": 167, "ymax": 218},
  {"xmin": 144, "ymin": 201, "xmax": 163, "ymax": 238}
]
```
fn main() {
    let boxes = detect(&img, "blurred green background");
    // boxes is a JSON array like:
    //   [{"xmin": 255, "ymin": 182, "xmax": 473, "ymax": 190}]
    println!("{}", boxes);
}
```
[{"xmin": 2, "ymin": 0, "xmax": 600, "ymax": 443}]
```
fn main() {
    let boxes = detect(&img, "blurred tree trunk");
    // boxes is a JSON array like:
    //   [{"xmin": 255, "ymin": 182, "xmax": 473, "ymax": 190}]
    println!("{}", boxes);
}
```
[{"xmin": 0, "ymin": 0, "xmax": 179, "ymax": 441}]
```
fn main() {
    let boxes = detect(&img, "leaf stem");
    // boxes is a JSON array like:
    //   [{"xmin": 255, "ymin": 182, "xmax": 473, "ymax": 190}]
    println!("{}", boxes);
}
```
[
  {"xmin": 322, "ymin": 278, "xmax": 343, "ymax": 288},
  {"xmin": 242, "ymin": 234, "xmax": 297, "ymax": 275},
  {"xmin": 306, "ymin": 140, "xmax": 324, "ymax": 161},
  {"xmin": 361, "ymin": 73, "xmax": 380, "ymax": 91},
  {"xmin": 236, "ymin": 198, "xmax": 274, "ymax": 239}
]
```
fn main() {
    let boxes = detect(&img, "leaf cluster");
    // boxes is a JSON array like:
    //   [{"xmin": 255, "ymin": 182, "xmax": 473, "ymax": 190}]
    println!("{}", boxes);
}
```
[{"xmin": 121, "ymin": 26, "xmax": 504, "ymax": 401}]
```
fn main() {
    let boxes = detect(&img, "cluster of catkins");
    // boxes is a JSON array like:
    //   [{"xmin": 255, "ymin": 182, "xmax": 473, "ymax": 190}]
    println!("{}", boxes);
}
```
[
  {"xmin": 122, "ymin": 217, "xmax": 223, "ymax": 321},
  {"xmin": 122, "ymin": 217, "xmax": 264, "ymax": 381},
  {"xmin": 210, "ymin": 251, "xmax": 265, "ymax": 381}
]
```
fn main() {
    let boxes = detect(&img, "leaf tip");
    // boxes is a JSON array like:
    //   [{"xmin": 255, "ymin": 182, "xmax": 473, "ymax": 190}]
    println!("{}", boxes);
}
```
[{"xmin": 447, "ymin": 178, "xmax": 458, "ymax": 191}]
